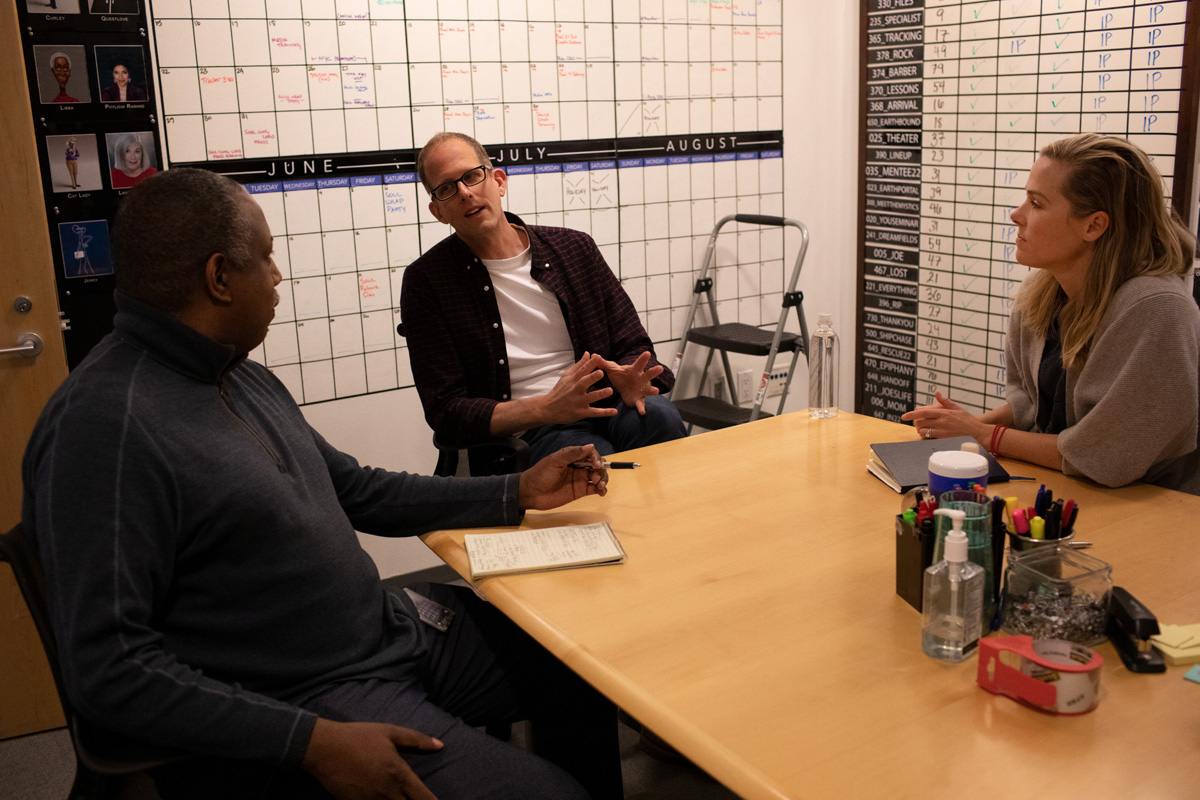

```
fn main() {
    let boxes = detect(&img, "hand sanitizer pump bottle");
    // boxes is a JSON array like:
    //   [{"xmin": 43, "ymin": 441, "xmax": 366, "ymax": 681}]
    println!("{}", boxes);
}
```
[{"xmin": 922, "ymin": 508, "xmax": 985, "ymax": 662}]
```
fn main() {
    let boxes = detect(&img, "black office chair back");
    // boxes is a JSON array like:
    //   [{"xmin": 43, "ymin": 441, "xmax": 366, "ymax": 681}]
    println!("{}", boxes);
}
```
[
  {"xmin": 397, "ymin": 321, "xmax": 531, "ymax": 477},
  {"xmin": 0, "ymin": 523, "xmax": 185, "ymax": 798},
  {"xmin": 433, "ymin": 433, "xmax": 530, "ymax": 477}
]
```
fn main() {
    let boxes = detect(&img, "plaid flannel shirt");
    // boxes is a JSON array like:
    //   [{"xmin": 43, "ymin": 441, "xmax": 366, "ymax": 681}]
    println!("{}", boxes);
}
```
[{"xmin": 400, "ymin": 212, "xmax": 673, "ymax": 447}]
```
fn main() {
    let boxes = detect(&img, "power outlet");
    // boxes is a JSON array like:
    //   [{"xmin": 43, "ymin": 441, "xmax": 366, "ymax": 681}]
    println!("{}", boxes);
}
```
[
  {"xmin": 709, "ymin": 373, "xmax": 727, "ymax": 401},
  {"xmin": 766, "ymin": 369, "xmax": 789, "ymax": 397},
  {"xmin": 737, "ymin": 369, "xmax": 755, "ymax": 404}
]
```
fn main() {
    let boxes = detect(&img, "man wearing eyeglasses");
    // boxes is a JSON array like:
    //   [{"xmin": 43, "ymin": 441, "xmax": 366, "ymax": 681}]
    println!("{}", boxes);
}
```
[{"xmin": 401, "ymin": 132, "xmax": 686, "ymax": 467}]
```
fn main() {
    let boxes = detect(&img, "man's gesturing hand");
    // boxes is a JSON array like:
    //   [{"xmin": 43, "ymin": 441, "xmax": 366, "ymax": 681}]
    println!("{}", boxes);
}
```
[
  {"xmin": 600, "ymin": 351, "xmax": 663, "ymax": 414},
  {"xmin": 538, "ymin": 352, "xmax": 617, "ymax": 424}
]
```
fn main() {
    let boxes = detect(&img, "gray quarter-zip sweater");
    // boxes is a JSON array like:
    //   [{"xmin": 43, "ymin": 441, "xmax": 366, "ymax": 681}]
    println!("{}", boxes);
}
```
[{"xmin": 22, "ymin": 292, "xmax": 521, "ymax": 766}]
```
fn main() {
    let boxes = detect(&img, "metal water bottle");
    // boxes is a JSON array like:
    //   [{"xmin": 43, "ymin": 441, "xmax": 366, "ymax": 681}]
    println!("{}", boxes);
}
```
[{"xmin": 808, "ymin": 312, "xmax": 839, "ymax": 418}]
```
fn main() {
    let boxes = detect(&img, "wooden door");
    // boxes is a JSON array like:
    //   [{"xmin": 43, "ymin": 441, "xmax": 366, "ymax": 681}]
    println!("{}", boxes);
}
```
[{"xmin": 0, "ymin": 0, "xmax": 71, "ymax": 739}]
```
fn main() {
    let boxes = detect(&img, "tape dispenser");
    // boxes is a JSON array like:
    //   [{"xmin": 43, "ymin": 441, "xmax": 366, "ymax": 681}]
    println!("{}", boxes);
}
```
[{"xmin": 977, "ymin": 635, "xmax": 1103, "ymax": 715}]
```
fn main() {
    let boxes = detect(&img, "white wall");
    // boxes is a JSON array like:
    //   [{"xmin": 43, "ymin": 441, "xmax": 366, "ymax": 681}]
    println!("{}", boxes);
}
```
[
  {"xmin": 782, "ymin": 2, "xmax": 860, "ymax": 417},
  {"xmin": 305, "ymin": 3, "xmax": 863, "ymax": 580},
  {"xmin": 301, "ymin": 384, "xmax": 448, "ymax": 577}
]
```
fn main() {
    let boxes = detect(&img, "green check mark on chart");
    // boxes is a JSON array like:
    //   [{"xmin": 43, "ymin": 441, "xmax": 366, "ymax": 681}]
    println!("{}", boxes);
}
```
[{"xmin": 1055, "ymin": 35, "xmax": 1068, "ymax": 49}]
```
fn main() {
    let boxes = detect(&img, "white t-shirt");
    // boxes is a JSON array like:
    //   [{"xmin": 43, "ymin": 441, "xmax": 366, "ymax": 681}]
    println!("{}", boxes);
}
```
[{"xmin": 480, "ymin": 244, "xmax": 575, "ymax": 400}]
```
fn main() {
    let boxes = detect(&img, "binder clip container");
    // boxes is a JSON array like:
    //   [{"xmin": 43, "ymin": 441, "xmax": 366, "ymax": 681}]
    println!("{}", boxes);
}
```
[
  {"xmin": 1000, "ymin": 547, "xmax": 1112, "ymax": 646},
  {"xmin": 1007, "ymin": 529, "xmax": 1075, "ymax": 562}
]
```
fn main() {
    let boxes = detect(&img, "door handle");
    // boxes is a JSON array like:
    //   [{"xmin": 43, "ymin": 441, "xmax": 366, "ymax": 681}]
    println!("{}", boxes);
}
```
[{"xmin": 0, "ymin": 332, "xmax": 43, "ymax": 359}]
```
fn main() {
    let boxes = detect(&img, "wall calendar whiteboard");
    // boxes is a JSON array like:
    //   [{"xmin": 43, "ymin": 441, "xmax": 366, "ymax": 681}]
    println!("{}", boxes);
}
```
[{"xmin": 145, "ymin": 0, "xmax": 788, "ymax": 404}]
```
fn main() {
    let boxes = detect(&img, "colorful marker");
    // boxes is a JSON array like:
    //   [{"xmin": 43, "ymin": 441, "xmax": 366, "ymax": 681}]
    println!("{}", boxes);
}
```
[
  {"xmin": 1012, "ymin": 508, "xmax": 1029, "ymax": 537},
  {"xmin": 1046, "ymin": 499, "xmax": 1064, "ymax": 540},
  {"xmin": 1004, "ymin": 496, "xmax": 1019, "ymax": 534},
  {"xmin": 1062, "ymin": 499, "xmax": 1077, "ymax": 535}
]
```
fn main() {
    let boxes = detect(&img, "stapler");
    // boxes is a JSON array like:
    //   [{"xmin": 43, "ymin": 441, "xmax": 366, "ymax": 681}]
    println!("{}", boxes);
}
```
[{"xmin": 1106, "ymin": 586, "xmax": 1166, "ymax": 673}]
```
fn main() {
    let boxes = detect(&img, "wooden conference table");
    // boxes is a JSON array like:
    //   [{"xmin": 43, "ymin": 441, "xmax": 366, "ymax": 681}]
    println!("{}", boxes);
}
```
[{"xmin": 421, "ymin": 412, "xmax": 1200, "ymax": 799}]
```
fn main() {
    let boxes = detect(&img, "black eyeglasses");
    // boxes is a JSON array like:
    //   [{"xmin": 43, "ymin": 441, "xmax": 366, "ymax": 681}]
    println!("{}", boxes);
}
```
[{"xmin": 430, "ymin": 165, "xmax": 491, "ymax": 202}]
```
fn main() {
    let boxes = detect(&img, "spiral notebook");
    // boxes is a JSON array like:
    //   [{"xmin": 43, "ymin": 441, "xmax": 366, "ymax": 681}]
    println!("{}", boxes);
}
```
[{"xmin": 867, "ymin": 435, "xmax": 1010, "ymax": 493}]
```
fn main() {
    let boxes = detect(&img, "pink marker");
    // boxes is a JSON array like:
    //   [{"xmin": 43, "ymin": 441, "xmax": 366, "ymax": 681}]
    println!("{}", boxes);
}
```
[{"xmin": 1012, "ymin": 508, "xmax": 1030, "ymax": 537}]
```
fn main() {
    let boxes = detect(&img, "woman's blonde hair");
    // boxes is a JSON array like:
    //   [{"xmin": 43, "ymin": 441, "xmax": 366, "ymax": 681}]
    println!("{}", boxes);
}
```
[{"xmin": 1016, "ymin": 133, "xmax": 1194, "ymax": 368}]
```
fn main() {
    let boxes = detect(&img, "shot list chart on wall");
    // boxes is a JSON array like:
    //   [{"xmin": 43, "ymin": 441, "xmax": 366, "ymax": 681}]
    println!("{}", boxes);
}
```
[
  {"xmin": 139, "ymin": 0, "xmax": 785, "ymax": 404},
  {"xmin": 857, "ymin": 0, "xmax": 1196, "ymax": 422}
]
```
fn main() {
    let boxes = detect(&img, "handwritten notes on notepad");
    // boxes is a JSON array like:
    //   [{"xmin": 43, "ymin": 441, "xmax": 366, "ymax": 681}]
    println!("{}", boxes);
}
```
[{"xmin": 465, "ymin": 522, "xmax": 626, "ymax": 580}]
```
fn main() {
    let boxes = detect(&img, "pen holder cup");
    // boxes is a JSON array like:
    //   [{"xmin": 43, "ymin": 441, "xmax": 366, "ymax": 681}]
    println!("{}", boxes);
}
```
[
  {"xmin": 895, "ymin": 513, "xmax": 936, "ymax": 612},
  {"xmin": 932, "ymin": 490, "xmax": 995, "ymax": 621},
  {"xmin": 999, "ymin": 547, "xmax": 1112, "ymax": 646}
]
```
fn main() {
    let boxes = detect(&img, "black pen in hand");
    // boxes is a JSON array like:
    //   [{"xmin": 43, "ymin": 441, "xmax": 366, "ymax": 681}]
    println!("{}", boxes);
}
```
[{"xmin": 570, "ymin": 461, "xmax": 640, "ymax": 469}]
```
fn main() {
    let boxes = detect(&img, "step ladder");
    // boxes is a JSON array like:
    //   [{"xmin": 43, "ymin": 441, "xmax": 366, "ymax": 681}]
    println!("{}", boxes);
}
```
[{"xmin": 670, "ymin": 214, "xmax": 810, "ymax": 431}]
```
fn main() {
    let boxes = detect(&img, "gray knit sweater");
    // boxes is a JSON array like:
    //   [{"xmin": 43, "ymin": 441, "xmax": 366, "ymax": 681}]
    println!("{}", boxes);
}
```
[
  {"xmin": 22, "ymin": 293, "xmax": 522, "ymax": 766},
  {"xmin": 1006, "ymin": 274, "xmax": 1200, "ymax": 494}
]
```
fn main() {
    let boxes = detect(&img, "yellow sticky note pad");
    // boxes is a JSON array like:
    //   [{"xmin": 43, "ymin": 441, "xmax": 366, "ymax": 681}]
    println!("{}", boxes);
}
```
[{"xmin": 1150, "ymin": 623, "xmax": 1200, "ymax": 667}]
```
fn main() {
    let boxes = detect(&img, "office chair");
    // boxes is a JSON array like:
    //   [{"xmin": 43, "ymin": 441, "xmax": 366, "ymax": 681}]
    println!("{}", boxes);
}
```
[
  {"xmin": 0, "ymin": 523, "xmax": 186, "ymax": 800},
  {"xmin": 432, "ymin": 433, "xmax": 530, "ymax": 477},
  {"xmin": 396, "ymin": 322, "xmax": 532, "ymax": 478}
]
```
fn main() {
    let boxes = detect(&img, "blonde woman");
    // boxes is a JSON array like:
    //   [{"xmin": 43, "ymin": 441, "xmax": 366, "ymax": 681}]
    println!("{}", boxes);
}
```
[
  {"xmin": 64, "ymin": 136, "xmax": 80, "ymax": 189},
  {"xmin": 903, "ymin": 133, "xmax": 1200, "ymax": 494}
]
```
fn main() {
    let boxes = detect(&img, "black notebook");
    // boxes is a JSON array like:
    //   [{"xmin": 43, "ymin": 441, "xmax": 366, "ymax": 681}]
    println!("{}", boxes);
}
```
[{"xmin": 867, "ymin": 435, "xmax": 1010, "ymax": 493}]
